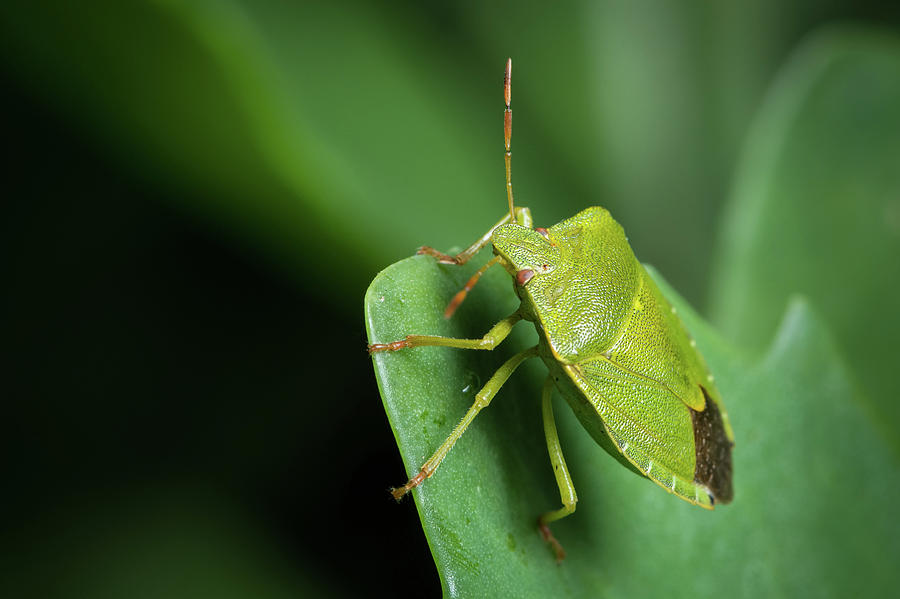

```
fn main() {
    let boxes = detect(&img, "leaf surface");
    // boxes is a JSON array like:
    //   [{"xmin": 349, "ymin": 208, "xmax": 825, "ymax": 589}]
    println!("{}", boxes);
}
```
[{"xmin": 366, "ymin": 256, "xmax": 899, "ymax": 597}]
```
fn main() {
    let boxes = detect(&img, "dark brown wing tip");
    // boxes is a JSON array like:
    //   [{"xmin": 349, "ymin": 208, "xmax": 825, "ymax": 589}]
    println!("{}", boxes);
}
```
[{"xmin": 691, "ymin": 386, "xmax": 734, "ymax": 504}]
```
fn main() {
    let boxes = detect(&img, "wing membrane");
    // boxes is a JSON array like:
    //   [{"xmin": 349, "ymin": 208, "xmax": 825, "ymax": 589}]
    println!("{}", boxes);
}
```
[{"xmin": 566, "ymin": 359, "xmax": 714, "ymax": 507}]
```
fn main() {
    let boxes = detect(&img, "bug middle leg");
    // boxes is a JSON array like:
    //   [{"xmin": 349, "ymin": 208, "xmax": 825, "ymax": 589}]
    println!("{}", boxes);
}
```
[
  {"xmin": 417, "ymin": 207, "xmax": 533, "ymax": 265},
  {"xmin": 537, "ymin": 375, "xmax": 577, "ymax": 562},
  {"xmin": 368, "ymin": 312, "xmax": 522, "ymax": 354},
  {"xmin": 391, "ymin": 345, "xmax": 539, "ymax": 499}
]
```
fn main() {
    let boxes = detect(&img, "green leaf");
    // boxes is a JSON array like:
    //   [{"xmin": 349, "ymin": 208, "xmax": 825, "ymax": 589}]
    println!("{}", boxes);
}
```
[
  {"xmin": 709, "ymin": 28, "xmax": 900, "ymax": 436},
  {"xmin": 365, "ymin": 255, "xmax": 899, "ymax": 597}
]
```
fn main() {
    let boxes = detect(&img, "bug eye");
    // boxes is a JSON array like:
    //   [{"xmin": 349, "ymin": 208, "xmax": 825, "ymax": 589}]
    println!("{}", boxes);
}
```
[
  {"xmin": 535, "ymin": 227, "xmax": 550, "ymax": 239},
  {"xmin": 515, "ymin": 269, "xmax": 535, "ymax": 286}
]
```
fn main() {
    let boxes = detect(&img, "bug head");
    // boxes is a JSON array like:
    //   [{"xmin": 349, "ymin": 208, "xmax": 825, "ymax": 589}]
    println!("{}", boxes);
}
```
[{"xmin": 492, "ymin": 224, "xmax": 562, "ymax": 289}]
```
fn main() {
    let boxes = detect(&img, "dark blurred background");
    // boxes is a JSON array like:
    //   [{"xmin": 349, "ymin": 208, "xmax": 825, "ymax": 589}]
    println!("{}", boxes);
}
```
[{"xmin": 3, "ymin": 2, "xmax": 899, "ymax": 597}]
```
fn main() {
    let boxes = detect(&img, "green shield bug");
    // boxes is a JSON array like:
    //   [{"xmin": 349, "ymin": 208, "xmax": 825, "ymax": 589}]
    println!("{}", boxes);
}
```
[{"xmin": 368, "ymin": 59, "xmax": 734, "ymax": 561}]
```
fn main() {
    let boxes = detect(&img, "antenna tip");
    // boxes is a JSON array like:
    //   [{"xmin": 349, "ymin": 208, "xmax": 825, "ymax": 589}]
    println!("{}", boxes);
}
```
[{"xmin": 504, "ymin": 58, "xmax": 512, "ymax": 106}]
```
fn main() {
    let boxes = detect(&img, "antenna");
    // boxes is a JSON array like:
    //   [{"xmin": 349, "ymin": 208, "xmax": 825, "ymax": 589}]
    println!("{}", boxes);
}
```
[{"xmin": 504, "ymin": 58, "xmax": 516, "ymax": 224}]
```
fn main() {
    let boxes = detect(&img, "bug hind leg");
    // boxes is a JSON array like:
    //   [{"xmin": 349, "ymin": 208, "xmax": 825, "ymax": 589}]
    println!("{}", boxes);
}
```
[{"xmin": 537, "ymin": 376, "xmax": 577, "ymax": 563}]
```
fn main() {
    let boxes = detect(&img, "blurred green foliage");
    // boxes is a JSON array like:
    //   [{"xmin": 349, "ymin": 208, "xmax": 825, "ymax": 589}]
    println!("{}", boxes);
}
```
[
  {"xmin": 711, "ymin": 29, "xmax": 900, "ymax": 436},
  {"xmin": 9, "ymin": 0, "xmax": 895, "ymax": 305},
  {"xmin": 2, "ymin": 1, "xmax": 899, "ymax": 597}
]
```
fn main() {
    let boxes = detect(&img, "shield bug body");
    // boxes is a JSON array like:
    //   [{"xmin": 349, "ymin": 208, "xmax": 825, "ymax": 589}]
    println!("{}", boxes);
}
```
[{"xmin": 368, "ymin": 59, "xmax": 734, "ymax": 561}]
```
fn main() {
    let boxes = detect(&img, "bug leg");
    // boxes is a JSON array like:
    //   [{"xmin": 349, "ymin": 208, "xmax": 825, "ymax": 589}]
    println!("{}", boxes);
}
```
[
  {"xmin": 390, "ymin": 346, "xmax": 539, "ymax": 500},
  {"xmin": 368, "ymin": 312, "xmax": 521, "ymax": 354},
  {"xmin": 417, "ymin": 207, "xmax": 532, "ymax": 265},
  {"xmin": 443, "ymin": 256, "xmax": 502, "ymax": 318},
  {"xmin": 537, "ymin": 376, "xmax": 577, "ymax": 563}
]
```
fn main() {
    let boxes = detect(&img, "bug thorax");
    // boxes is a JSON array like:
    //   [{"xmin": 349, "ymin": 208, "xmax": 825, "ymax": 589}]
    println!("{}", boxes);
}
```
[{"xmin": 493, "ymin": 208, "xmax": 641, "ymax": 361}]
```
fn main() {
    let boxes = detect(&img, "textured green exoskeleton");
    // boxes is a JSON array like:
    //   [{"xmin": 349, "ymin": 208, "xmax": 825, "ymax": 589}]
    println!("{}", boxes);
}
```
[
  {"xmin": 494, "ymin": 207, "xmax": 734, "ymax": 511},
  {"xmin": 368, "ymin": 59, "xmax": 734, "ymax": 561}
]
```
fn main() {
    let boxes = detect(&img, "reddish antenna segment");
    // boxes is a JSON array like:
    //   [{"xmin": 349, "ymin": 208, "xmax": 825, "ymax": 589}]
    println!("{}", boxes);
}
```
[{"xmin": 504, "ymin": 58, "xmax": 516, "ymax": 224}]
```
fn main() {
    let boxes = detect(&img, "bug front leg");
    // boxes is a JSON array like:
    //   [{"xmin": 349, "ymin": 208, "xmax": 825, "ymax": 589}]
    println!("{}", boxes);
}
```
[
  {"xmin": 417, "ymin": 207, "xmax": 532, "ymax": 265},
  {"xmin": 391, "ymin": 346, "xmax": 539, "ymax": 500},
  {"xmin": 368, "ymin": 312, "xmax": 522, "ymax": 354},
  {"xmin": 443, "ymin": 256, "xmax": 501, "ymax": 319},
  {"xmin": 538, "ymin": 376, "xmax": 577, "ymax": 562}
]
